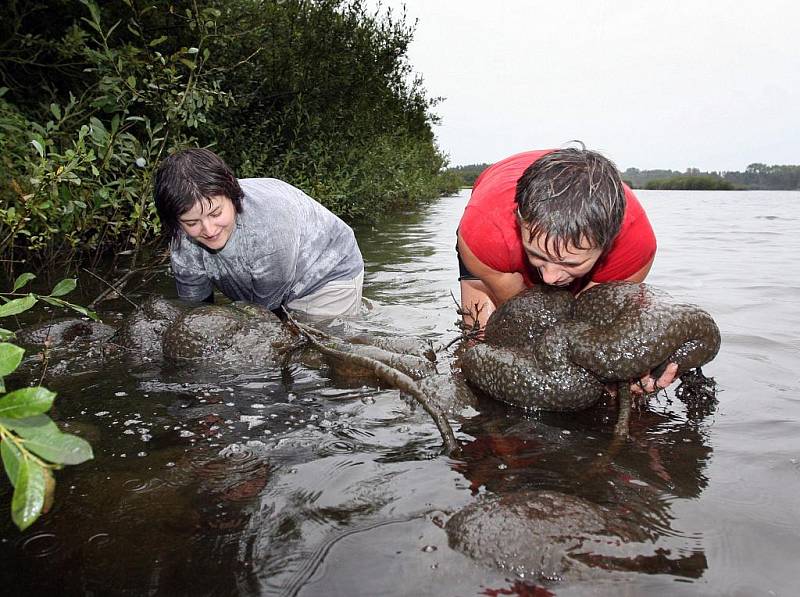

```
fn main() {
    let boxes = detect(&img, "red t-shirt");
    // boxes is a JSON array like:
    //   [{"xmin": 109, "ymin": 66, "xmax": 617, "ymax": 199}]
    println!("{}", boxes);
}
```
[{"xmin": 459, "ymin": 150, "xmax": 656, "ymax": 290}]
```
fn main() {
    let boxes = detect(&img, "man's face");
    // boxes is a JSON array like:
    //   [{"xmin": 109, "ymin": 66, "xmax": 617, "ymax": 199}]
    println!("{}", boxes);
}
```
[
  {"xmin": 178, "ymin": 195, "xmax": 236, "ymax": 250},
  {"xmin": 519, "ymin": 225, "xmax": 603, "ymax": 287}
]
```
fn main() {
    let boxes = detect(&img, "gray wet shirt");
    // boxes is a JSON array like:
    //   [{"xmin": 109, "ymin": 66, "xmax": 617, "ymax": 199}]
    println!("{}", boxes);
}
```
[{"xmin": 170, "ymin": 178, "xmax": 363, "ymax": 310}]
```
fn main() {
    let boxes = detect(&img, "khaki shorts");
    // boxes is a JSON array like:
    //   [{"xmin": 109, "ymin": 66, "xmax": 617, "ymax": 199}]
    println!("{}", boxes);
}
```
[{"xmin": 286, "ymin": 270, "xmax": 364, "ymax": 318}]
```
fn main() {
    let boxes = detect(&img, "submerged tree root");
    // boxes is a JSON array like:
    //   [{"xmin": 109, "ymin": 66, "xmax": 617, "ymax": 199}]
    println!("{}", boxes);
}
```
[{"xmin": 284, "ymin": 312, "xmax": 461, "ymax": 456}]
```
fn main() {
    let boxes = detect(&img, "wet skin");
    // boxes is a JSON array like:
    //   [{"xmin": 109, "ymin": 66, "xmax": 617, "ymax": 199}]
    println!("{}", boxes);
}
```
[{"xmin": 460, "ymin": 282, "xmax": 721, "ymax": 412}]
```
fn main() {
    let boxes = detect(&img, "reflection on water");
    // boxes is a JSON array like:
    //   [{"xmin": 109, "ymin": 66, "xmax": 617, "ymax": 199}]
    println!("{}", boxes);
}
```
[{"xmin": 2, "ymin": 190, "xmax": 800, "ymax": 595}]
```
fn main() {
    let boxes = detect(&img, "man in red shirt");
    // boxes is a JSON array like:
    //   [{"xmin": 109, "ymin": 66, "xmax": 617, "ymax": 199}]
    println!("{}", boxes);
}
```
[{"xmin": 457, "ymin": 147, "xmax": 676, "ymax": 394}]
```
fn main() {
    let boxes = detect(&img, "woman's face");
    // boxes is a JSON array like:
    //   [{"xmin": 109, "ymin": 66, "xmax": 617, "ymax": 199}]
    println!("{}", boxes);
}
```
[{"xmin": 178, "ymin": 195, "xmax": 237, "ymax": 250}]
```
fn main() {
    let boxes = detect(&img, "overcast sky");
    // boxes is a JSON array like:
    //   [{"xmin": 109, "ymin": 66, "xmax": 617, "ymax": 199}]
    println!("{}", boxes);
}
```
[{"xmin": 373, "ymin": 0, "xmax": 799, "ymax": 172}]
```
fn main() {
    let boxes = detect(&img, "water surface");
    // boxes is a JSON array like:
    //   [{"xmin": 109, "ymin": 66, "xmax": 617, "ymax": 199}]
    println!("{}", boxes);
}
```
[{"xmin": 1, "ymin": 189, "xmax": 799, "ymax": 596}]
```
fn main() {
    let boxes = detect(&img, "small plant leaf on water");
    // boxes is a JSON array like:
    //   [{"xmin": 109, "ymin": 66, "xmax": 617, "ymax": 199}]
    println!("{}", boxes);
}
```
[
  {"xmin": 48, "ymin": 278, "xmax": 77, "ymax": 297},
  {"xmin": 0, "ymin": 295, "xmax": 37, "ymax": 318},
  {"xmin": 11, "ymin": 457, "xmax": 46, "ymax": 531},
  {"xmin": 0, "ymin": 387, "xmax": 57, "ymax": 418},
  {"xmin": 0, "ymin": 415, "xmax": 93, "ymax": 465}
]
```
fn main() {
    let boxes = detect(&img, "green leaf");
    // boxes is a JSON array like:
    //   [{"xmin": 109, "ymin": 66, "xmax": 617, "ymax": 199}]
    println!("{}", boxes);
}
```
[
  {"xmin": 0, "ymin": 387, "xmax": 56, "ymax": 418},
  {"xmin": 149, "ymin": 35, "xmax": 168, "ymax": 47},
  {"xmin": 89, "ymin": 117, "xmax": 108, "ymax": 145},
  {"xmin": 12, "ymin": 273, "xmax": 36, "ymax": 292},
  {"xmin": 1, "ymin": 439, "xmax": 23, "ymax": 487},
  {"xmin": 0, "ymin": 294, "xmax": 37, "ymax": 317},
  {"xmin": 11, "ymin": 457, "xmax": 46, "ymax": 531},
  {"xmin": 39, "ymin": 297, "xmax": 99, "ymax": 321},
  {"xmin": 43, "ymin": 467, "xmax": 56, "ymax": 514},
  {"xmin": 81, "ymin": 0, "xmax": 101, "ymax": 26},
  {"xmin": 0, "ymin": 343, "xmax": 24, "ymax": 377},
  {"xmin": 49, "ymin": 103, "xmax": 62, "ymax": 121},
  {"xmin": 0, "ymin": 329, "xmax": 14, "ymax": 341},
  {"xmin": 0, "ymin": 415, "xmax": 93, "ymax": 465},
  {"xmin": 30, "ymin": 139, "xmax": 44, "ymax": 158},
  {"xmin": 48, "ymin": 278, "xmax": 77, "ymax": 298}
]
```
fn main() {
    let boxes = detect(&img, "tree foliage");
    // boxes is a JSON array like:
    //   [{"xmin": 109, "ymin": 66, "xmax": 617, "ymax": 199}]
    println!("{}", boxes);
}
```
[
  {"xmin": 624, "ymin": 165, "xmax": 800, "ymax": 190},
  {"xmin": 645, "ymin": 176, "xmax": 735, "ymax": 191},
  {"xmin": 0, "ymin": 0, "xmax": 457, "ymax": 274},
  {"xmin": 445, "ymin": 163, "xmax": 492, "ymax": 188}
]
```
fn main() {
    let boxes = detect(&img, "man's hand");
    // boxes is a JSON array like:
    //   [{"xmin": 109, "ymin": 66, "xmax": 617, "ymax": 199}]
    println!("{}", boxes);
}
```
[
  {"xmin": 605, "ymin": 362, "xmax": 680, "ymax": 398},
  {"xmin": 630, "ymin": 362, "xmax": 679, "ymax": 396}
]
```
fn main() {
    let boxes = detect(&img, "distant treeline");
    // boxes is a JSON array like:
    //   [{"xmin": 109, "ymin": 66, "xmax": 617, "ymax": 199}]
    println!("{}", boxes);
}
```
[
  {"xmin": 446, "ymin": 163, "xmax": 492, "ymax": 187},
  {"xmin": 0, "ymin": 0, "xmax": 459, "ymax": 273},
  {"xmin": 446, "ymin": 162, "xmax": 800, "ymax": 191},
  {"xmin": 641, "ymin": 176, "xmax": 734, "ymax": 190},
  {"xmin": 624, "ymin": 164, "xmax": 800, "ymax": 190}
]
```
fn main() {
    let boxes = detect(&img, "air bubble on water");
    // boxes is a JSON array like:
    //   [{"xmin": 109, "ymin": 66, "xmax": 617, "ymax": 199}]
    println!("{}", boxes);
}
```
[{"xmin": 240, "ymin": 415, "xmax": 265, "ymax": 430}]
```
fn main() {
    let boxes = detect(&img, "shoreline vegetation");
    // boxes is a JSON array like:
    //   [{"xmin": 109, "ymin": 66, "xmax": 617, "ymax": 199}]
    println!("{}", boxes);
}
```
[
  {"xmin": 446, "ymin": 162, "xmax": 800, "ymax": 191},
  {"xmin": 0, "ymin": 0, "xmax": 461, "ymax": 277}
]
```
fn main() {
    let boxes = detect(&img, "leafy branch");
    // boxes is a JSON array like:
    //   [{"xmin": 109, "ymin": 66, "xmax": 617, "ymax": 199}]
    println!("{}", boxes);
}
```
[{"xmin": 0, "ymin": 273, "xmax": 95, "ymax": 530}]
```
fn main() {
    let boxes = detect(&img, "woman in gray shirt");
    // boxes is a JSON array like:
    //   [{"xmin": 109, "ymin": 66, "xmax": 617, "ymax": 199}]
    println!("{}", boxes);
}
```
[{"xmin": 154, "ymin": 148, "xmax": 364, "ymax": 317}]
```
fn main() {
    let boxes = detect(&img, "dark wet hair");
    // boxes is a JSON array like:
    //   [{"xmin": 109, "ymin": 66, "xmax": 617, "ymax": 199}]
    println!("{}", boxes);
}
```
[
  {"xmin": 153, "ymin": 147, "xmax": 244, "ymax": 242},
  {"xmin": 515, "ymin": 146, "xmax": 626, "ymax": 259}
]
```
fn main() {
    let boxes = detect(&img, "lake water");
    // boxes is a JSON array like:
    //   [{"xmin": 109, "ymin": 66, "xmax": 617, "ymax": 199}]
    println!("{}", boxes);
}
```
[{"xmin": 1, "ymin": 189, "xmax": 799, "ymax": 596}]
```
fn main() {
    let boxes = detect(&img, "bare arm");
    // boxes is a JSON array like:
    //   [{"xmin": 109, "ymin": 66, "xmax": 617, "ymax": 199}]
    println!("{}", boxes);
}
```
[{"xmin": 457, "ymin": 232, "xmax": 527, "ymax": 329}]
